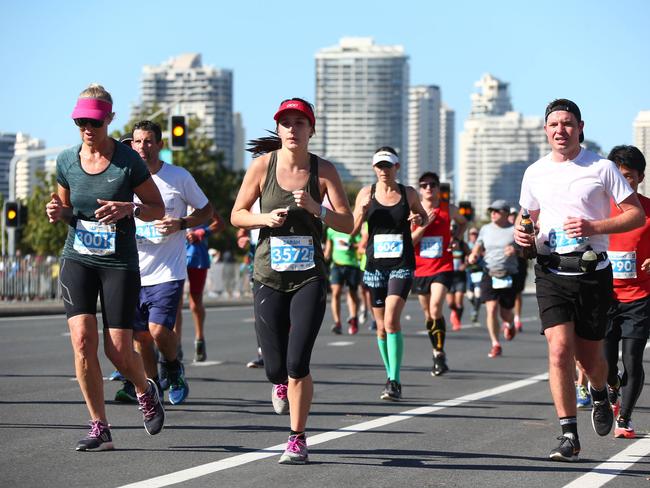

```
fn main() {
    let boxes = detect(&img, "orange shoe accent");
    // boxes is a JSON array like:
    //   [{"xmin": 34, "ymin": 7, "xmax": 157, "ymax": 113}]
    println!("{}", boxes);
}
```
[{"xmin": 488, "ymin": 344, "xmax": 502, "ymax": 358}]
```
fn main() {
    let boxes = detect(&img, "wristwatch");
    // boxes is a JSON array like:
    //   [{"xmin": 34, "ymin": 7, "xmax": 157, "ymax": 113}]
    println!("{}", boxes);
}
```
[
  {"xmin": 132, "ymin": 203, "xmax": 141, "ymax": 218},
  {"xmin": 179, "ymin": 217, "xmax": 188, "ymax": 230}
]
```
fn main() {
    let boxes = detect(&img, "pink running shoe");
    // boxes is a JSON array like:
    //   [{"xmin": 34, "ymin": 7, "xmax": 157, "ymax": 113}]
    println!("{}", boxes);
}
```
[
  {"xmin": 450, "ymin": 309, "xmax": 462, "ymax": 331},
  {"xmin": 272, "ymin": 384, "xmax": 289, "ymax": 415},
  {"xmin": 279, "ymin": 434, "xmax": 308, "ymax": 464}
]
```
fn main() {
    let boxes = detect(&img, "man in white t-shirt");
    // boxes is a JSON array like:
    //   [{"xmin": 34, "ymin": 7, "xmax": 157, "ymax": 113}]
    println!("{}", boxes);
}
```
[
  {"xmin": 116, "ymin": 120, "xmax": 212, "ymax": 406},
  {"xmin": 515, "ymin": 99, "xmax": 644, "ymax": 462}
]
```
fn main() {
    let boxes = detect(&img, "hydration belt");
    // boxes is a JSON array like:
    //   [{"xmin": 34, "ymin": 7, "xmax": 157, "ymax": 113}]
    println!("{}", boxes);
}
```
[{"xmin": 537, "ymin": 251, "xmax": 607, "ymax": 273}]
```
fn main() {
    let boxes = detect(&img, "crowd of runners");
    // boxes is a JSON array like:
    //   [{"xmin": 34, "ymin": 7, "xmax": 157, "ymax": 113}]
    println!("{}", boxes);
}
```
[{"xmin": 47, "ymin": 86, "xmax": 648, "ymax": 464}]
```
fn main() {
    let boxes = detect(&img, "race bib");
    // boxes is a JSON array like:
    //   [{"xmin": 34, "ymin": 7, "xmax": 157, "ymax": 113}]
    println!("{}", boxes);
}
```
[
  {"xmin": 334, "ymin": 238, "xmax": 350, "ymax": 251},
  {"xmin": 270, "ymin": 235, "xmax": 315, "ymax": 272},
  {"xmin": 609, "ymin": 251, "xmax": 637, "ymax": 279},
  {"xmin": 374, "ymin": 234, "xmax": 403, "ymax": 259},
  {"xmin": 135, "ymin": 223, "xmax": 170, "ymax": 245},
  {"xmin": 420, "ymin": 236, "xmax": 443, "ymax": 258},
  {"xmin": 73, "ymin": 220, "xmax": 116, "ymax": 256},
  {"xmin": 548, "ymin": 229, "xmax": 588, "ymax": 254},
  {"xmin": 491, "ymin": 275, "xmax": 513, "ymax": 289},
  {"xmin": 470, "ymin": 271, "xmax": 484, "ymax": 284}
]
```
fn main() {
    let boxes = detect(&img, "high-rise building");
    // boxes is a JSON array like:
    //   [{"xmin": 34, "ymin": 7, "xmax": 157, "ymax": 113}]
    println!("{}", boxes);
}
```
[
  {"xmin": 314, "ymin": 37, "xmax": 409, "ymax": 185},
  {"xmin": 634, "ymin": 111, "xmax": 650, "ymax": 195},
  {"xmin": 439, "ymin": 103, "xmax": 455, "ymax": 186},
  {"xmin": 459, "ymin": 74, "xmax": 549, "ymax": 216},
  {"xmin": 232, "ymin": 112, "xmax": 245, "ymax": 171},
  {"xmin": 133, "ymin": 53, "xmax": 235, "ymax": 168},
  {"xmin": 407, "ymin": 86, "xmax": 441, "ymax": 186},
  {"xmin": 14, "ymin": 133, "xmax": 46, "ymax": 201},
  {"xmin": 0, "ymin": 133, "xmax": 16, "ymax": 199}
]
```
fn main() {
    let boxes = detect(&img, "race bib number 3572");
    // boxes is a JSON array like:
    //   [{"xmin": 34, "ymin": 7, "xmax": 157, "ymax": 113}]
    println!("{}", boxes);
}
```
[
  {"xmin": 270, "ymin": 236, "xmax": 315, "ymax": 272},
  {"xmin": 73, "ymin": 220, "xmax": 116, "ymax": 256}
]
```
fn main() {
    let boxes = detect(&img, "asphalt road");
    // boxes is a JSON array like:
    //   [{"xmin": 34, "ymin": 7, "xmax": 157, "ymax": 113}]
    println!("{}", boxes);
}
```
[{"xmin": 1, "ymin": 296, "xmax": 648, "ymax": 488}]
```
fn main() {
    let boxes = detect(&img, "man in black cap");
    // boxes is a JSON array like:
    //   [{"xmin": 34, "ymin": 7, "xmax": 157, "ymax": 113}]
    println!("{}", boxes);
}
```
[{"xmin": 515, "ymin": 99, "xmax": 644, "ymax": 461}]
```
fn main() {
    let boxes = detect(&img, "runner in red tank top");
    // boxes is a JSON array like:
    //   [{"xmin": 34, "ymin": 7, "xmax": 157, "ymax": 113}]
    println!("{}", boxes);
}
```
[
  {"xmin": 605, "ymin": 145, "xmax": 650, "ymax": 440},
  {"xmin": 411, "ymin": 172, "xmax": 467, "ymax": 376}
]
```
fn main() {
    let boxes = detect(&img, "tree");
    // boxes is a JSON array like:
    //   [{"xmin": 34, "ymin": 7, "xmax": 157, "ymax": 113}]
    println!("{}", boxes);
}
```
[{"xmin": 20, "ymin": 171, "xmax": 68, "ymax": 255}]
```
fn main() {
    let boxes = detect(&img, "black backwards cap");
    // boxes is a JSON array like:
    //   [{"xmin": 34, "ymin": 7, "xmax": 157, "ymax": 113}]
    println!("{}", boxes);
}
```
[{"xmin": 545, "ymin": 98, "xmax": 584, "ymax": 143}]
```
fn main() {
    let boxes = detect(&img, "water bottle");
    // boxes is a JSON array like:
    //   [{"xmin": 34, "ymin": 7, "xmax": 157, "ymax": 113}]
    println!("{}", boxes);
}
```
[
  {"xmin": 579, "ymin": 249, "xmax": 598, "ymax": 272},
  {"xmin": 519, "ymin": 211, "xmax": 537, "ymax": 259}
]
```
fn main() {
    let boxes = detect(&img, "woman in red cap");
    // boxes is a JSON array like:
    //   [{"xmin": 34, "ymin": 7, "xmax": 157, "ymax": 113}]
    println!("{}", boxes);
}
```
[
  {"xmin": 45, "ymin": 84, "xmax": 165, "ymax": 451},
  {"xmin": 231, "ymin": 97, "xmax": 353, "ymax": 464}
]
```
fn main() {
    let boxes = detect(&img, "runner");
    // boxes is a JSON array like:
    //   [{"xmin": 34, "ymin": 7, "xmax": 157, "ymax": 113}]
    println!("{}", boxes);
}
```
[
  {"xmin": 45, "ymin": 84, "xmax": 165, "ymax": 450},
  {"xmin": 515, "ymin": 98, "xmax": 644, "ymax": 461},
  {"xmin": 509, "ymin": 207, "xmax": 528, "ymax": 332},
  {"xmin": 465, "ymin": 227, "xmax": 483, "ymax": 323},
  {"xmin": 468, "ymin": 200, "xmax": 519, "ymax": 358},
  {"xmin": 116, "ymin": 120, "xmax": 212, "ymax": 406},
  {"xmin": 353, "ymin": 147, "xmax": 428, "ymax": 399},
  {"xmin": 324, "ymin": 227, "xmax": 362, "ymax": 335},
  {"xmin": 446, "ymin": 227, "xmax": 471, "ymax": 331},
  {"xmin": 604, "ymin": 145, "xmax": 650, "ymax": 439},
  {"xmin": 411, "ymin": 171, "xmax": 466, "ymax": 376},
  {"xmin": 231, "ymin": 98, "xmax": 353, "ymax": 464}
]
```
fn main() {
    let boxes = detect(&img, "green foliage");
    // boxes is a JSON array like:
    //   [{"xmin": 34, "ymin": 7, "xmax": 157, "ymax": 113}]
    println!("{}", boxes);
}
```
[
  {"xmin": 20, "ymin": 171, "xmax": 68, "ymax": 255},
  {"xmin": 118, "ymin": 108, "xmax": 244, "ymax": 254}
]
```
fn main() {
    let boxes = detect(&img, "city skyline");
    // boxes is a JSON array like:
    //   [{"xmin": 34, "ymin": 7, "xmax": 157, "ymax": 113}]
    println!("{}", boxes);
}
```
[{"xmin": 2, "ymin": 1, "xmax": 649, "ymax": 175}]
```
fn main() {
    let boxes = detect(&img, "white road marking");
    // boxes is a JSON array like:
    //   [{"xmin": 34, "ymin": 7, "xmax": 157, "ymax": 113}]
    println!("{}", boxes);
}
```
[
  {"xmin": 189, "ymin": 360, "xmax": 224, "ymax": 367},
  {"xmin": 117, "ymin": 372, "xmax": 549, "ymax": 488},
  {"xmin": 327, "ymin": 341, "xmax": 355, "ymax": 346},
  {"xmin": 562, "ymin": 435, "xmax": 650, "ymax": 488}
]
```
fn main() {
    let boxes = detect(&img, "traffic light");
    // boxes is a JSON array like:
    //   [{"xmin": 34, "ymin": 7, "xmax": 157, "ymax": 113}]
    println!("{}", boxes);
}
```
[
  {"xmin": 458, "ymin": 201, "xmax": 474, "ymax": 221},
  {"xmin": 4, "ymin": 201, "xmax": 19, "ymax": 227},
  {"xmin": 170, "ymin": 115, "xmax": 187, "ymax": 149},
  {"xmin": 439, "ymin": 182, "xmax": 450, "ymax": 212}
]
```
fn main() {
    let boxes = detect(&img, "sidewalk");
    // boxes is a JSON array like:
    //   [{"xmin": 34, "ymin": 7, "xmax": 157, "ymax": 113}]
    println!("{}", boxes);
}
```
[{"xmin": 0, "ymin": 296, "xmax": 254, "ymax": 318}]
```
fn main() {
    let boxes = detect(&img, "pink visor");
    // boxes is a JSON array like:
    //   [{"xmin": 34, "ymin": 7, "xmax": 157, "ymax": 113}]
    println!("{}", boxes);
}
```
[
  {"xmin": 273, "ymin": 99, "xmax": 315, "ymax": 126},
  {"xmin": 71, "ymin": 98, "xmax": 112, "ymax": 120}
]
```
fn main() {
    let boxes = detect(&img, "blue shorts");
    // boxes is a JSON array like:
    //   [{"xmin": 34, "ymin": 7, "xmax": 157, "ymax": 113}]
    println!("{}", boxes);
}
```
[
  {"xmin": 330, "ymin": 264, "xmax": 362, "ymax": 289},
  {"xmin": 134, "ymin": 279, "xmax": 185, "ymax": 332}
]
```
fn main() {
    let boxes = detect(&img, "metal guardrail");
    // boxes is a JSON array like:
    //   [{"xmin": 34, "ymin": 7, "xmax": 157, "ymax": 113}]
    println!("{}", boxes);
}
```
[{"xmin": 0, "ymin": 256, "xmax": 252, "ymax": 302}]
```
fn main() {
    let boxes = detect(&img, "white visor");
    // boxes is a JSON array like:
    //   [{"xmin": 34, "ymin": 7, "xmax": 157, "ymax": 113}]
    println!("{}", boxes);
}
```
[{"xmin": 372, "ymin": 151, "xmax": 399, "ymax": 166}]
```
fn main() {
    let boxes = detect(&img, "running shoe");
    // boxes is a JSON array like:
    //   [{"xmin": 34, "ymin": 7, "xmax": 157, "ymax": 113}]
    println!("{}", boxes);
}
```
[
  {"xmin": 575, "ymin": 384, "xmax": 592, "ymax": 409},
  {"xmin": 591, "ymin": 398, "xmax": 614, "ymax": 436},
  {"xmin": 331, "ymin": 322, "xmax": 342, "ymax": 335},
  {"xmin": 348, "ymin": 317, "xmax": 359, "ymax": 335},
  {"xmin": 608, "ymin": 378, "xmax": 621, "ymax": 418},
  {"xmin": 450, "ymin": 309, "xmax": 462, "ymax": 331},
  {"xmin": 272, "ymin": 383, "xmax": 289, "ymax": 415},
  {"xmin": 75, "ymin": 420, "xmax": 114, "ymax": 452},
  {"xmin": 381, "ymin": 380, "xmax": 401, "ymax": 401},
  {"xmin": 194, "ymin": 339, "xmax": 206, "ymax": 362},
  {"xmin": 168, "ymin": 363, "xmax": 189, "ymax": 405},
  {"xmin": 488, "ymin": 344, "xmax": 502, "ymax": 358},
  {"xmin": 358, "ymin": 306, "xmax": 368, "ymax": 325},
  {"xmin": 368, "ymin": 320, "xmax": 377, "ymax": 331},
  {"xmin": 614, "ymin": 417, "xmax": 635, "ymax": 439},
  {"xmin": 115, "ymin": 380, "xmax": 138, "ymax": 404},
  {"xmin": 431, "ymin": 354, "xmax": 449, "ymax": 377},
  {"xmin": 108, "ymin": 370, "xmax": 124, "ymax": 382},
  {"xmin": 549, "ymin": 433, "xmax": 580, "ymax": 462},
  {"xmin": 514, "ymin": 319, "xmax": 523, "ymax": 332},
  {"xmin": 470, "ymin": 310, "xmax": 479, "ymax": 323},
  {"xmin": 137, "ymin": 378, "xmax": 165, "ymax": 435},
  {"xmin": 246, "ymin": 355, "xmax": 264, "ymax": 368},
  {"xmin": 380, "ymin": 378, "xmax": 390, "ymax": 399},
  {"xmin": 159, "ymin": 362, "xmax": 169, "ymax": 391},
  {"xmin": 278, "ymin": 434, "xmax": 308, "ymax": 464},
  {"xmin": 502, "ymin": 322, "xmax": 516, "ymax": 341}
]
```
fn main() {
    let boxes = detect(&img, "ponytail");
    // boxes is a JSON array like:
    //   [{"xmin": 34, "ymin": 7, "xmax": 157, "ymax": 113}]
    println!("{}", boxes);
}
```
[{"xmin": 246, "ymin": 130, "xmax": 282, "ymax": 157}]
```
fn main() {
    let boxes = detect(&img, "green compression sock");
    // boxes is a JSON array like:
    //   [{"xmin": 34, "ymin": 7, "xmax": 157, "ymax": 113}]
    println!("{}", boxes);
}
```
[
  {"xmin": 387, "ymin": 331, "xmax": 404, "ymax": 383},
  {"xmin": 377, "ymin": 337, "xmax": 391, "ymax": 378}
]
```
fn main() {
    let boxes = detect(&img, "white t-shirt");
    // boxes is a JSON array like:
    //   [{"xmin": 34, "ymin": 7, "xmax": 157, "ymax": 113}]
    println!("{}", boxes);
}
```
[
  {"xmin": 134, "ymin": 163, "xmax": 209, "ymax": 286},
  {"xmin": 519, "ymin": 148, "xmax": 633, "ymax": 256}
]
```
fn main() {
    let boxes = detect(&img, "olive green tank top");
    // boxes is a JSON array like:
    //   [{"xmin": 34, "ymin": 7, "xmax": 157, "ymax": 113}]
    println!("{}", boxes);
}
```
[{"xmin": 253, "ymin": 151, "xmax": 326, "ymax": 292}]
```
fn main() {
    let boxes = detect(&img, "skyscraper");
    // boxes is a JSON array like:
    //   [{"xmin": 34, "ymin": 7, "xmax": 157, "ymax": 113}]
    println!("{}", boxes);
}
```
[
  {"xmin": 634, "ymin": 110, "xmax": 650, "ymax": 195},
  {"xmin": 408, "ymin": 85, "xmax": 441, "ymax": 186},
  {"xmin": 314, "ymin": 37, "xmax": 409, "ymax": 185},
  {"xmin": 459, "ymin": 74, "xmax": 549, "ymax": 216},
  {"xmin": 14, "ymin": 133, "xmax": 45, "ymax": 201},
  {"xmin": 439, "ymin": 103, "xmax": 455, "ymax": 186},
  {"xmin": 0, "ymin": 133, "xmax": 16, "ymax": 199},
  {"xmin": 133, "ymin": 53, "xmax": 235, "ymax": 168},
  {"xmin": 232, "ymin": 112, "xmax": 245, "ymax": 172}
]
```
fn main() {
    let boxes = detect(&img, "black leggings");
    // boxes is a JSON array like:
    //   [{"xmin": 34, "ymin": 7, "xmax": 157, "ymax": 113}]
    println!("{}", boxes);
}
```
[
  {"xmin": 605, "ymin": 335, "xmax": 647, "ymax": 419},
  {"xmin": 253, "ymin": 279, "xmax": 327, "ymax": 384}
]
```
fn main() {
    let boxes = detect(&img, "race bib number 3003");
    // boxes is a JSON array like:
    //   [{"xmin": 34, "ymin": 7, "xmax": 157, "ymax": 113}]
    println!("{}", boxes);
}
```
[
  {"xmin": 73, "ymin": 220, "xmax": 116, "ymax": 256},
  {"xmin": 270, "ymin": 236, "xmax": 315, "ymax": 272}
]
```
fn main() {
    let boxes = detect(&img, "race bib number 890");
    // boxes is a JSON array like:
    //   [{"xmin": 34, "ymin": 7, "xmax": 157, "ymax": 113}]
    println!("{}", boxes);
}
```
[{"xmin": 609, "ymin": 251, "xmax": 637, "ymax": 279}]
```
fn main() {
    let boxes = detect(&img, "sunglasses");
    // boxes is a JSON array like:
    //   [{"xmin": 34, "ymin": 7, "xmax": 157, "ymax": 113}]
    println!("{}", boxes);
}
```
[
  {"xmin": 74, "ymin": 118, "xmax": 104, "ymax": 129},
  {"xmin": 375, "ymin": 162, "xmax": 394, "ymax": 170},
  {"xmin": 419, "ymin": 182, "xmax": 439, "ymax": 189}
]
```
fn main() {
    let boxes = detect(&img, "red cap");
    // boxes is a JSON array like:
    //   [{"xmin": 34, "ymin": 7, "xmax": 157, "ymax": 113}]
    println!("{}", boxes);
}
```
[{"xmin": 273, "ymin": 99, "xmax": 315, "ymax": 127}]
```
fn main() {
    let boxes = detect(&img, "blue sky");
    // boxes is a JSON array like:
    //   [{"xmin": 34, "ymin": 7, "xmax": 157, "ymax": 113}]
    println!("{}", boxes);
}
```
[{"xmin": 2, "ymin": 0, "xmax": 648, "ymax": 163}]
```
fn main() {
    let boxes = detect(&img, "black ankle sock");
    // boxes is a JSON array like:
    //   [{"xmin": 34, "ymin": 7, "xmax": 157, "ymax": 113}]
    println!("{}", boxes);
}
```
[
  {"xmin": 590, "ymin": 386, "xmax": 607, "ymax": 402},
  {"xmin": 290, "ymin": 430, "xmax": 305, "ymax": 438},
  {"xmin": 559, "ymin": 416, "xmax": 578, "ymax": 437},
  {"xmin": 457, "ymin": 307, "xmax": 464, "ymax": 320}
]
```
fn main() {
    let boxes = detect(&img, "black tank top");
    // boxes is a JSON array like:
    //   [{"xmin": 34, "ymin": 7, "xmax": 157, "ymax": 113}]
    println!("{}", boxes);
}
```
[
  {"xmin": 366, "ymin": 183, "xmax": 415, "ymax": 272},
  {"xmin": 253, "ymin": 151, "xmax": 326, "ymax": 291}
]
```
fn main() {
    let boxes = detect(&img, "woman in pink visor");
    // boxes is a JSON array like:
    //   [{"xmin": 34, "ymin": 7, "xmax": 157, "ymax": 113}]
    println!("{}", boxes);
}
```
[{"xmin": 45, "ymin": 84, "xmax": 165, "ymax": 451}]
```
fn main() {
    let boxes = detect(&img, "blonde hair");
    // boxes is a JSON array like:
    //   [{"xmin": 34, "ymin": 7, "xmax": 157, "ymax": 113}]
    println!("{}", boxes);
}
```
[{"xmin": 78, "ymin": 83, "xmax": 113, "ymax": 104}]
